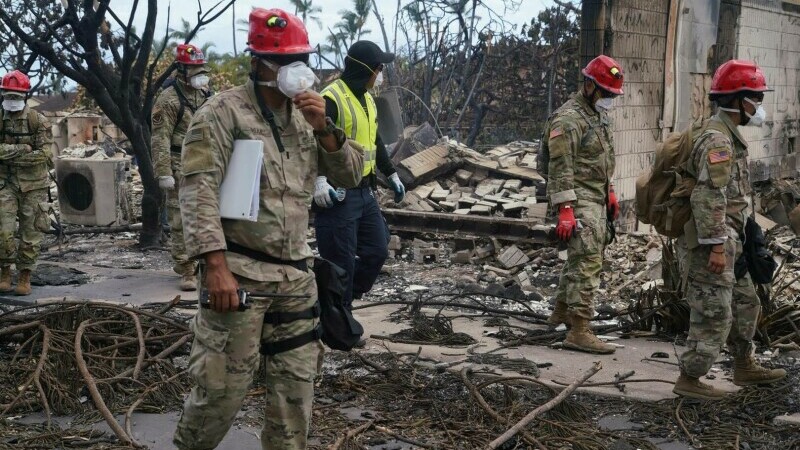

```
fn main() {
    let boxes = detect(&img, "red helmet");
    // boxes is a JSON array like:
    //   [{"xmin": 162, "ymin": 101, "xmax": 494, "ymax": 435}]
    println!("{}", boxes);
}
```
[
  {"xmin": 175, "ymin": 44, "xmax": 206, "ymax": 65},
  {"xmin": 582, "ymin": 55, "xmax": 624, "ymax": 95},
  {"xmin": 246, "ymin": 8, "xmax": 314, "ymax": 56},
  {"xmin": 710, "ymin": 60, "xmax": 772, "ymax": 95},
  {"xmin": 1, "ymin": 70, "xmax": 31, "ymax": 93}
]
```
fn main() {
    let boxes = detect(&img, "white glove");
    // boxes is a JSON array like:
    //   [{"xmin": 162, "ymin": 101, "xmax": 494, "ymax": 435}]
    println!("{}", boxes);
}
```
[
  {"xmin": 313, "ymin": 176, "xmax": 337, "ymax": 208},
  {"xmin": 388, "ymin": 172, "xmax": 405, "ymax": 203},
  {"xmin": 159, "ymin": 176, "xmax": 175, "ymax": 190}
]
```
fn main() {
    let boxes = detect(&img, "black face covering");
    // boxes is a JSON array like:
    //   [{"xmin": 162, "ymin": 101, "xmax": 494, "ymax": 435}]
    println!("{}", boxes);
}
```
[{"xmin": 341, "ymin": 55, "xmax": 375, "ymax": 98}]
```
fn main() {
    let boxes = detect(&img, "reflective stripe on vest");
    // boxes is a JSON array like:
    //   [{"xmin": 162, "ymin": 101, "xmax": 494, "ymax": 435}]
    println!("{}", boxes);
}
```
[{"xmin": 321, "ymin": 79, "xmax": 377, "ymax": 177}]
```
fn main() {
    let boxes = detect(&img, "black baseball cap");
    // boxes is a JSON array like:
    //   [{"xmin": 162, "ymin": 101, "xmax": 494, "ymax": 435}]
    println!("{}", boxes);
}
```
[{"xmin": 346, "ymin": 41, "xmax": 395, "ymax": 70}]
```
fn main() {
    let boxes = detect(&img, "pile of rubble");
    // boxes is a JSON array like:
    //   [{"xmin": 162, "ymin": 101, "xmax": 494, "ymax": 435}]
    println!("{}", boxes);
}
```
[{"xmin": 385, "ymin": 123, "xmax": 546, "ymax": 221}]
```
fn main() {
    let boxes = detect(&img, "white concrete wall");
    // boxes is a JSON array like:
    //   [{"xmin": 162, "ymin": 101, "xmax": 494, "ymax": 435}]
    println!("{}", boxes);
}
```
[
  {"xmin": 605, "ymin": 0, "xmax": 671, "ymax": 214},
  {"xmin": 734, "ymin": 0, "xmax": 800, "ymax": 181}
]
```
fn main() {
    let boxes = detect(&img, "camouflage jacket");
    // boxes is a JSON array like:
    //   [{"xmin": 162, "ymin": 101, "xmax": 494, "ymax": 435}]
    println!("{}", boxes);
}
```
[
  {"xmin": 151, "ymin": 80, "xmax": 208, "ymax": 179},
  {"xmin": 0, "ymin": 106, "xmax": 52, "ymax": 192},
  {"xmin": 179, "ymin": 80, "xmax": 364, "ymax": 282},
  {"xmin": 686, "ymin": 112, "xmax": 752, "ymax": 244},
  {"xmin": 545, "ymin": 91, "xmax": 615, "ymax": 207}
]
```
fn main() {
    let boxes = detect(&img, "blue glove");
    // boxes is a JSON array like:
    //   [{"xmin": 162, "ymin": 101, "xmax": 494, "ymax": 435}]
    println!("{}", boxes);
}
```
[{"xmin": 388, "ymin": 173, "xmax": 405, "ymax": 203}]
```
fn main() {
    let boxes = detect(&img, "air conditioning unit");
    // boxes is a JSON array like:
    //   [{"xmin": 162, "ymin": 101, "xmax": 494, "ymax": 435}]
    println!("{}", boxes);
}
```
[{"xmin": 55, "ymin": 157, "xmax": 132, "ymax": 226}]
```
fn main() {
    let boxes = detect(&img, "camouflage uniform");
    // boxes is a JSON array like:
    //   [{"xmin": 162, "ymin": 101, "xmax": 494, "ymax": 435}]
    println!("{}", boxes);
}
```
[
  {"xmin": 151, "ymin": 81, "xmax": 207, "ymax": 276},
  {"xmin": 546, "ymin": 91, "xmax": 615, "ymax": 320},
  {"xmin": 173, "ymin": 80, "xmax": 363, "ymax": 450},
  {"xmin": 0, "ymin": 106, "xmax": 52, "ymax": 272},
  {"xmin": 677, "ymin": 112, "xmax": 759, "ymax": 377}
]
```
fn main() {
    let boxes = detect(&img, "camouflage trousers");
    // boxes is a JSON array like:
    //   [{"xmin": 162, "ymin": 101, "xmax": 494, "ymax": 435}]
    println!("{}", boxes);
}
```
[
  {"xmin": 174, "ymin": 270, "xmax": 323, "ymax": 450},
  {"xmin": 167, "ymin": 165, "xmax": 196, "ymax": 276},
  {"xmin": 676, "ymin": 231, "xmax": 760, "ymax": 378},
  {"xmin": 0, "ymin": 178, "xmax": 47, "ymax": 272},
  {"xmin": 553, "ymin": 202, "xmax": 610, "ymax": 320}
]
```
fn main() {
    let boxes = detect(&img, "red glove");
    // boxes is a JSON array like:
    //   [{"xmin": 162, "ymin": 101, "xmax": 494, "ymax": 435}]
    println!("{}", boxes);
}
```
[
  {"xmin": 556, "ymin": 205, "xmax": 577, "ymax": 242},
  {"xmin": 607, "ymin": 186, "xmax": 620, "ymax": 221}
]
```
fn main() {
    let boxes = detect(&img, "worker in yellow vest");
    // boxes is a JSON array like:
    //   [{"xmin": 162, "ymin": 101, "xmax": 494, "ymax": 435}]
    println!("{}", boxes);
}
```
[{"xmin": 316, "ymin": 41, "xmax": 403, "ymax": 347}]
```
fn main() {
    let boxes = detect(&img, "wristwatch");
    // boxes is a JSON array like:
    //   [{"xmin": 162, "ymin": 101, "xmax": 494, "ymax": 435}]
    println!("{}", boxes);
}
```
[
  {"xmin": 313, "ymin": 117, "xmax": 346, "ymax": 147},
  {"xmin": 313, "ymin": 117, "xmax": 336, "ymax": 137}
]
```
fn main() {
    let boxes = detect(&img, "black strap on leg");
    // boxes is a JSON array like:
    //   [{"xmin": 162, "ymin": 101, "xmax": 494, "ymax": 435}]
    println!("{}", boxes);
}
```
[
  {"xmin": 260, "ymin": 325, "xmax": 323, "ymax": 356},
  {"xmin": 263, "ymin": 302, "xmax": 321, "ymax": 325}
]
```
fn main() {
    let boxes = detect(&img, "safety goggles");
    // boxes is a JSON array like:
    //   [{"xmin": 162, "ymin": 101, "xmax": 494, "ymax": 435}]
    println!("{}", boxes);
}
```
[{"xmin": 1, "ymin": 92, "xmax": 25, "ymax": 101}]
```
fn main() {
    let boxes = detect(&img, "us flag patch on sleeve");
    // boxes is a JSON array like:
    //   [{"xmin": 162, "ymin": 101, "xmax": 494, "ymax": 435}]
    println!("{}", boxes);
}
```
[
  {"xmin": 708, "ymin": 148, "xmax": 730, "ymax": 164},
  {"xmin": 549, "ymin": 127, "xmax": 563, "ymax": 139}
]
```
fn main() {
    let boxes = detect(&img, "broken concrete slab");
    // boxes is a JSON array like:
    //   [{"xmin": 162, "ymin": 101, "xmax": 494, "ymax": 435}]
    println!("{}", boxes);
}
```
[
  {"xmin": 527, "ymin": 203, "xmax": 549, "ymax": 219},
  {"xmin": 396, "ymin": 144, "xmax": 458, "ymax": 189},
  {"xmin": 413, "ymin": 185, "xmax": 435, "ymax": 199},
  {"xmin": 474, "ymin": 243, "xmax": 495, "ymax": 259},
  {"xmin": 516, "ymin": 270, "xmax": 532, "ymax": 289},
  {"xmin": 497, "ymin": 245, "xmax": 530, "ymax": 269},
  {"xmin": 414, "ymin": 246, "xmax": 439, "ymax": 264},
  {"xmin": 413, "ymin": 238, "xmax": 432, "ymax": 248},
  {"xmin": 451, "ymin": 250, "xmax": 473, "ymax": 264},
  {"xmin": 500, "ymin": 201, "xmax": 528, "ymax": 213},
  {"xmin": 439, "ymin": 201, "xmax": 458, "ymax": 211},
  {"xmin": 470, "ymin": 205, "xmax": 493, "ymax": 215},
  {"xmin": 455, "ymin": 169, "xmax": 473, "ymax": 186},
  {"xmin": 503, "ymin": 179, "xmax": 522, "ymax": 192},
  {"xmin": 483, "ymin": 265, "xmax": 512, "ymax": 278},
  {"xmin": 388, "ymin": 235, "xmax": 402, "ymax": 251},
  {"xmin": 430, "ymin": 189, "xmax": 450, "ymax": 201},
  {"xmin": 755, "ymin": 212, "xmax": 778, "ymax": 231},
  {"xmin": 458, "ymin": 197, "xmax": 478, "ymax": 207}
]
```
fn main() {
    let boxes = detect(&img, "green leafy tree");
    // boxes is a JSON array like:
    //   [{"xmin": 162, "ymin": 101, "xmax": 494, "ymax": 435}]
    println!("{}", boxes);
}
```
[{"xmin": 290, "ymin": 0, "xmax": 323, "ymax": 30}]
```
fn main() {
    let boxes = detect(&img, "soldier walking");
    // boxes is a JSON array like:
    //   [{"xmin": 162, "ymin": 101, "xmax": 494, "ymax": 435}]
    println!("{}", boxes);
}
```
[
  {"xmin": 0, "ymin": 70, "xmax": 52, "ymax": 296},
  {"xmin": 672, "ymin": 60, "xmax": 786, "ymax": 400},
  {"xmin": 543, "ymin": 55, "xmax": 623, "ymax": 354},
  {"xmin": 173, "ymin": 8, "xmax": 363, "ymax": 450},
  {"xmin": 151, "ymin": 43, "xmax": 211, "ymax": 291}
]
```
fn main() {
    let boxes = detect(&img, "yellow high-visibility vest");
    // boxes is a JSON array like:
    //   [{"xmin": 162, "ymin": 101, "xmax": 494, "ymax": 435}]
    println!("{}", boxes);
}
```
[{"xmin": 321, "ymin": 79, "xmax": 377, "ymax": 177}]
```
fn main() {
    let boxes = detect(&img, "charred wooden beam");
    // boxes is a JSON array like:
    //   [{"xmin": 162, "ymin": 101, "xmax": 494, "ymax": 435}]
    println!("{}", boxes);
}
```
[{"xmin": 381, "ymin": 208, "xmax": 552, "ymax": 243}]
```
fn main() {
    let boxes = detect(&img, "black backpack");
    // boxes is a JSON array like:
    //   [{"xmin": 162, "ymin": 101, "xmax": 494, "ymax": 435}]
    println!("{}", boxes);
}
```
[
  {"xmin": 313, "ymin": 257, "xmax": 364, "ymax": 351},
  {"xmin": 734, "ymin": 216, "xmax": 778, "ymax": 284}
]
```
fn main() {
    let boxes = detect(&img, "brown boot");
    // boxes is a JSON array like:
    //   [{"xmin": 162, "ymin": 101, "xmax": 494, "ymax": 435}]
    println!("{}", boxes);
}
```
[
  {"xmin": 733, "ymin": 356, "xmax": 787, "ymax": 386},
  {"xmin": 14, "ymin": 270, "xmax": 32, "ymax": 296},
  {"xmin": 563, "ymin": 316, "xmax": 615, "ymax": 354},
  {"xmin": 0, "ymin": 267, "xmax": 11, "ymax": 292},
  {"xmin": 546, "ymin": 302, "xmax": 572, "ymax": 328},
  {"xmin": 673, "ymin": 373, "xmax": 726, "ymax": 400},
  {"xmin": 179, "ymin": 275, "xmax": 197, "ymax": 292}
]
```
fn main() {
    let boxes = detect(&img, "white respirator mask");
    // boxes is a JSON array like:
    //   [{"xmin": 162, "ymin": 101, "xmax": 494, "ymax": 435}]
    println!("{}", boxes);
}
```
[
  {"xmin": 2, "ymin": 96, "xmax": 25, "ymax": 112},
  {"xmin": 743, "ymin": 97, "xmax": 766, "ymax": 127},
  {"xmin": 719, "ymin": 97, "xmax": 767, "ymax": 127},
  {"xmin": 595, "ymin": 97, "xmax": 614, "ymax": 111},
  {"xmin": 257, "ymin": 60, "xmax": 318, "ymax": 98},
  {"xmin": 190, "ymin": 74, "xmax": 210, "ymax": 89},
  {"xmin": 374, "ymin": 71, "xmax": 384, "ymax": 88}
]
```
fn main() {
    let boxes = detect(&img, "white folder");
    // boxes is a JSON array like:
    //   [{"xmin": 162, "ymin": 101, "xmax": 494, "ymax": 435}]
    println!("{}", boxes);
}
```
[{"xmin": 219, "ymin": 140, "xmax": 263, "ymax": 221}]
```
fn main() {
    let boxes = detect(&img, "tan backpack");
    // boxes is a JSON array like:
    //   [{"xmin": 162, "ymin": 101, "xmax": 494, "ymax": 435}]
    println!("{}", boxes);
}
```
[{"xmin": 635, "ymin": 120, "xmax": 722, "ymax": 237}]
